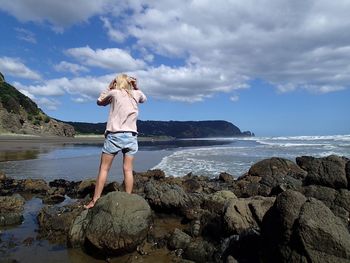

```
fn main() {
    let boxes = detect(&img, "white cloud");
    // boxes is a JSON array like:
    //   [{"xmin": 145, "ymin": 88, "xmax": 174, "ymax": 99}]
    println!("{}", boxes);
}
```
[
  {"xmin": 15, "ymin": 80, "xmax": 65, "ymax": 96},
  {"xmin": 0, "ymin": 0, "xmax": 115, "ymax": 31},
  {"xmin": 0, "ymin": 57, "xmax": 41, "ymax": 80},
  {"xmin": 15, "ymin": 28, "xmax": 36, "ymax": 43},
  {"xmin": 18, "ymin": 88, "xmax": 60, "ymax": 110},
  {"xmin": 37, "ymin": 97, "xmax": 61, "ymax": 110},
  {"xmin": 65, "ymin": 46, "xmax": 146, "ymax": 71},
  {"xmin": 54, "ymin": 61, "xmax": 89, "ymax": 75}
]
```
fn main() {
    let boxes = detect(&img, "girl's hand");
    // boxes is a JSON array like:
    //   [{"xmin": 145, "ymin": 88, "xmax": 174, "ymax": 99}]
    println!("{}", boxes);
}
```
[{"xmin": 109, "ymin": 80, "xmax": 116, "ymax": 90}]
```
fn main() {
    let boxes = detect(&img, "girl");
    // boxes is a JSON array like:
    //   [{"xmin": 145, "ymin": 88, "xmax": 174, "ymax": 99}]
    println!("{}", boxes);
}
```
[{"xmin": 84, "ymin": 74, "xmax": 147, "ymax": 209}]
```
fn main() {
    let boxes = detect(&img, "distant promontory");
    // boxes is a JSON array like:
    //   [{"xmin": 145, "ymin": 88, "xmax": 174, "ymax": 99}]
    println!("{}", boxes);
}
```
[{"xmin": 65, "ymin": 120, "xmax": 254, "ymax": 138}]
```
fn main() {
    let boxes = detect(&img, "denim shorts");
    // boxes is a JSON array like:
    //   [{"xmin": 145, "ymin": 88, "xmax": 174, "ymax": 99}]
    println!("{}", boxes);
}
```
[{"xmin": 102, "ymin": 132, "xmax": 138, "ymax": 156}]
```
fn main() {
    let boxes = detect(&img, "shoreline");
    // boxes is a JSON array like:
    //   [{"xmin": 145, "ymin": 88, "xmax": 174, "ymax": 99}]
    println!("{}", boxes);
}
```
[{"xmin": 0, "ymin": 134, "xmax": 175, "ymax": 152}]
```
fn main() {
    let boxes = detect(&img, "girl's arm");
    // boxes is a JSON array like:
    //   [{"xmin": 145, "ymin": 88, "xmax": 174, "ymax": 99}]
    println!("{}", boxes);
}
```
[{"xmin": 97, "ymin": 88, "xmax": 112, "ymax": 106}]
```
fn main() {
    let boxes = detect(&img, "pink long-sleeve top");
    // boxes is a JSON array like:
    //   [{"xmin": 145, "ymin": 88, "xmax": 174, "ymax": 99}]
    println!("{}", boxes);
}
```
[{"xmin": 97, "ymin": 88, "xmax": 147, "ymax": 134}]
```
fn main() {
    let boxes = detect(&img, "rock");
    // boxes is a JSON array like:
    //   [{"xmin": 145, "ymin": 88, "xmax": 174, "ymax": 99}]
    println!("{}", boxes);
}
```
[
  {"xmin": 226, "ymin": 255, "xmax": 238, "ymax": 263},
  {"xmin": 301, "ymin": 185, "xmax": 350, "ymax": 224},
  {"xmin": 42, "ymin": 194, "xmax": 66, "ymax": 205},
  {"xmin": 23, "ymin": 178, "xmax": 49, "ymax": 194},
  {"xmin": 223, "ymin": 196, "xmax": 275, "ymax": 235},
  {"xmin": 144, "ymin": 180, "xmax": 204, "ymax": 214},
  {"xmin": 0, "ymin": 194, "xmax": 25, "ymax": 226},
  {"xmin": 183, "ymin": 239, "xmax": 216, "ymax": 262},
  {"xmin": 203, "ymin": 190, "xmax": 237, "ymax": 213},
  {"xmin": 295, "ymin": 199, "xmax": 350, "ymax": 261},
  {"xmin": 37, "ymin": 202, "xmax": 83, "ymax": 244},
  {"xmin": 346, "ymin": 161, "xmax": 350, "ymax": 188},
  {"xmin": 182, "ymin": 178, "xmax": 202, "ymax": 193},
  {"xmin": 219, "ymin": 172, "xmax": 235, "ymax": 183},
  {"xmin": 232, "ymin": 157, "xmax": 306, "ymax": 198},
  {"xmin": 68, "ymin": 210, "xmax": 89, "ymax": 248},
  {"xmin": 49, "ymin": 179, "xmax": 77, "ymax": 196},
  {"xmin": 137, "ymin": 169, "xmax": 165, "ymax": 180},
  {"xmin": 261, "ymin": 190, "xmax": 350, "ymax": 262},
  {"xmin": 76, "ymin": 179, "xmax": 95, "ymax": 198},
  {"xmin": 297, "ymin": 155, "xmax": 348, "ymax": 189},
  {"xmin": 0, "ymin": 171, "xmax": 6, "ymax": 180},
  {"xmin": 168, "ymin": 228, "xmax": 192, "ymax": 250},
  {"xmin": 249, "ymin": 157, "xmax": 307, "ymax": 179},
  {"xmin": 70, "ymin": 192, "xmax": 152, "ymax": 255}
]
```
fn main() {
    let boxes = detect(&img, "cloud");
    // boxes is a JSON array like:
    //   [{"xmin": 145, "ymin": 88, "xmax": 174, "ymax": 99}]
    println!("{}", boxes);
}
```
[
  {"xmin": 18, "ymin": 88, "xmax": 60, "ymax": 110},
  {"xmin": 0, "ymin": 0, "xmax": 115, "ymax": 31},
  {"xmin": 37, "ymin": 97, "xmax": 61, "ymax": 110},
  {"xmin": 54, "ymin": 61, "xmax": 89, "ymax": 75},
  {"xmin": 14, "ymin": 80, "xmax": 65, "ymax": 96},
  {"xmin": 15, "ymin": 28, "xmax": 36, "ymax": 43},
  {"xmin": 108, "ymin": 0, "xmax": 350, "ymax": 94},
  {"xmin": 0, "ymin": 57, "xmax": 41, "ymax": 80},
  {"xmin": 65, "ymin": 46, "xmax": 146, "ymax": 71},
  {"xmin": 100, "ymin": 17, "xmax": 126, "ymax": 42}
]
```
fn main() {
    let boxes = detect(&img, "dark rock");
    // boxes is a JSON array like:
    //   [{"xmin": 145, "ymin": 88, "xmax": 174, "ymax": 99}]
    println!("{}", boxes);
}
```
[
  {"xmin": 249, "ymin": 157, "xmax": 307, "ymax": 179},
  {"xmin": 218, "ymin": 172, "xmax": 234, "ymax": 183},
  {"xmin": 297, "ymin": 155, "xmax": 348, "ymax": 189},
  {"xmin": 143, "ymin": 180, "xmax": 204, "ymax": 215},
  {"xmin": 261, "ymin": 190, "xmax": 350, "ymax": 262},
  {"xmin": 136, "ymin": 169, "xmax": 166, "ymax": 180},
  {"xmin": 182, "ymin": 178, "xmax": 202, "ymax": 193},
  {"xmin": 23, "ymin": 178, "xmax": 49, "ymax": 194},
  {"xmin": 233, "ymin": 157, "xmax": 306, "ymax": 197},
  {"xmin": 49, "ymin": 179, "xmax": 78, "ymax": 196},
  {"xmin": 0, "ymin": 194, "xmax": 25, "ymax": 226},
  {"xmin": 183, "ymin": 239, "xmax": 216, "ymax": 262},
  {"xmin": 346, "ymin": 161, "xmax": 350, "ymax": 188},
  {"xmin": 69, "ymin": 192, "xmax": 152, "ymax": 256},
  {"xmin": 76, "ymin": 179, "xmax": 95, "ymax": 198},
  {"xmin": 37, "ymin": 202, "xmax": 83, "ymax": 244},
  {"xmin": 42, "ymin": 194, "xmax": 66, "ymax": 205},
  {"xmin": 168, "ymin": 228, "xmax": 192, "ymax": 250},
  {"xmin": 223, "ymin": 196, "xmax": 275, "ymax": 235}
]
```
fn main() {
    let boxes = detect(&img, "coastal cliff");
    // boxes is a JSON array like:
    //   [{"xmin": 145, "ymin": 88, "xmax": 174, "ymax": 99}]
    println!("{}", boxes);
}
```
[{"xmin": 0, "ymin": 73, "xmax": 75, "ymax": 137}]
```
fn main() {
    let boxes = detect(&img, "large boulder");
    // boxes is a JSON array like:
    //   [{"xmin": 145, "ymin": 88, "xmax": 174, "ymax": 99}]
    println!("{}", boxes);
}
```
[
  {"xmin": 69, "ymin": 192, "xmax": 152, "ymax": 256},
  {"xmin": 203, "ymin": 190, "xmax": 237, "ymax": 213},
  {"xmin": 261, "ymin": 190, "xmax": 350, "ymax": 262},
  {"xmin": 297, "ymin": 155, "xmax": 348, "ymax": 189},
  {"xmin": 0, "ymin": 194, "xmax": 25, "ymax": 226},
  {"xmin": 223, "ymin": 196, "xmax": 275, "ymax": 234}
]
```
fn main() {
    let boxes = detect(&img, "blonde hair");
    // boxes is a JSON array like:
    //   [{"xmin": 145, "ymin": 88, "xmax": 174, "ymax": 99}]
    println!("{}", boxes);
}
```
[{"xmin": 111, "ymin": 74, "xmax": 133, "ymax": 96}]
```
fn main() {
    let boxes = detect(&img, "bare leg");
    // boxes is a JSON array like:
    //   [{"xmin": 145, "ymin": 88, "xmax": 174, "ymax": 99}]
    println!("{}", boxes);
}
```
[
  {"xmin": 84, "ymin": 153, "xmax": 115, "ymax": 209},
  {"xmin": 123, "ymin": 154, "xmax": 134, "ymax": 194}
]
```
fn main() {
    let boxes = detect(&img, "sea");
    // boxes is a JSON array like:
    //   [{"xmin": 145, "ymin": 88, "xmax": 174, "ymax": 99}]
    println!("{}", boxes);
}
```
[{"xmin": 1, "ymin": 134, "xmax": 349, "ymax": 182}]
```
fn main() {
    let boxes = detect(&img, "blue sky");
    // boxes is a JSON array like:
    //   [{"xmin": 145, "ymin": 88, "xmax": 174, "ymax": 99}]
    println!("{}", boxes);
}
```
[{"xmin": 0, "ymin": 0, "xmax": 349, "ymax": 136}]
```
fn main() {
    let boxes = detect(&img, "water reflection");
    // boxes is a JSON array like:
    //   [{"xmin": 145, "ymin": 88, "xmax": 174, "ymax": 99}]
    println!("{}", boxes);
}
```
[{"xmin": 0, "ymin": 150, "xmax": 41, "ymax": 162}]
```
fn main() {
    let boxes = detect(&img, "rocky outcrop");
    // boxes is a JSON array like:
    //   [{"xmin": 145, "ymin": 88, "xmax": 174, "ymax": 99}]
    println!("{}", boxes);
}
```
[{"xmin": 2, "ymin": 154, "xmax": 350, "ymax": 263}]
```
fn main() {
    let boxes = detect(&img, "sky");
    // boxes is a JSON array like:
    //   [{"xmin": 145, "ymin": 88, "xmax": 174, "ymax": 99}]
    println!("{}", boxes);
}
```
[{"xmin": 0, "ymin": 0, "xmax": 349, "ymax": 136}]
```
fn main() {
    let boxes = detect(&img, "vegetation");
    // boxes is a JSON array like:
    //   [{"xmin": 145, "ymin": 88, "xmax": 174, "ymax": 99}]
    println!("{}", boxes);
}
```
[{"xmin": 0, "ymin": 81, "xmax": 40, "ymax": 116}]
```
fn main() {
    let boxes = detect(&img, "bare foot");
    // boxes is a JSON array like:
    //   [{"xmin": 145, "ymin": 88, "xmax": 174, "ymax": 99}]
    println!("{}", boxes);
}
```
[{"xmin": 84, "ymin": 199, "xmax": 97, "ymax": 209}]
